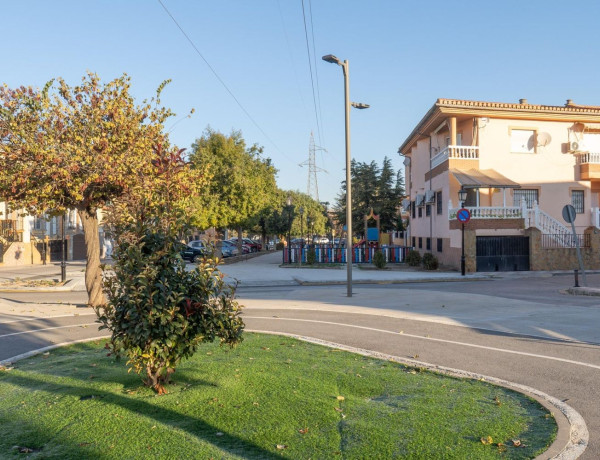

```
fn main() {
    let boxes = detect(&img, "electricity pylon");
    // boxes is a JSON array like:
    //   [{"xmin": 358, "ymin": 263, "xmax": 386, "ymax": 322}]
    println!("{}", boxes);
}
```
[{"xmin": 299, "ymin": 132, "xmax": 327, "ymax": 202}]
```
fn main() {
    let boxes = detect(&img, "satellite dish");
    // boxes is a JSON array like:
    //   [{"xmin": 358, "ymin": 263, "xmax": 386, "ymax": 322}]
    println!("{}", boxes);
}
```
[{"xmin": 537, "ymin": 132, "xmax": 552, "ymax": 146}]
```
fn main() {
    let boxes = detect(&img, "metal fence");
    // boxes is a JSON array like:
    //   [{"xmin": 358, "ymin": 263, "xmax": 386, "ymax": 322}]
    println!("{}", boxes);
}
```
[
  {"xmin": 282, "ymin": 245, "xmax": 411, "ymax": 264},
  {"xmin": 540, "ymin": 233, "xmax": 590, "ymax": 248}
]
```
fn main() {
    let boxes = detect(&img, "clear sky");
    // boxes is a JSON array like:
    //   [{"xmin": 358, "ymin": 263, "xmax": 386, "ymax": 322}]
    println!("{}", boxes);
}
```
[{"xmin": 4, "ymin": 0, "xmax": 600, "ymax": 205}]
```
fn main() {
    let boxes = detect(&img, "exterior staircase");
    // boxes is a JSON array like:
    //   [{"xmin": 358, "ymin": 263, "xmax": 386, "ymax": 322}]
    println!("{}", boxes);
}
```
[{"xmin": 525, "ymin": 201, "xmax": 578, "ymax": 247}]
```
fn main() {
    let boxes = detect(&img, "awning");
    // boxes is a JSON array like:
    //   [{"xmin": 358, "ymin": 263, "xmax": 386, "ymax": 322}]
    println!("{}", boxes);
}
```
[{"xmin": 450, "ymin": 168, "xmax": 521, "ymax": 189}]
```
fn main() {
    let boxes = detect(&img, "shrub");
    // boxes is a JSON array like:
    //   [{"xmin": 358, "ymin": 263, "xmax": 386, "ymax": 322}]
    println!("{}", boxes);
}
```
[
  {"xmin": 306, "ymin": 247, "xmax": 317, "ymax": 265},
  {"xmin": 97, "ymin": 222, "xmax": 244, "ymax": 394},
  {"xmin": 405, "ymin": 249, "xmax": 421, "ymax": 267},
  {"xmin": 373, "ymin": 251, "xmax": 386, "ymax": 269},
  {"xmin": 422, "ymin": 252, "xmax": 439, "ymax": 270}
]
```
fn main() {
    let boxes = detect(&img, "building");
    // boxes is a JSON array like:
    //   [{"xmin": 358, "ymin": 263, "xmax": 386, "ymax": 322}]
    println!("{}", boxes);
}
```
[
  {"xmin": 0, "ymin": 206, "xmax": 103, "ymax": 266},
  {"xmin": 398, "ymin": 98, "xmax": 600, "ymax": 272}
]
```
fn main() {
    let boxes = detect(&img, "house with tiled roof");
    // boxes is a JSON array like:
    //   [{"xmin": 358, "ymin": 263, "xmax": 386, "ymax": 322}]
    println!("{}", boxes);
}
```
[{"xmin": 398, "ymin": 98, "xmax": 600, "ymax": 272}]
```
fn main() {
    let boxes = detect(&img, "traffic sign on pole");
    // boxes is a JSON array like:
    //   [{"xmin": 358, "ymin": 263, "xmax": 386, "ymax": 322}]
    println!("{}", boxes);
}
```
[{"xmin": 457, "ymin": 208, "xmax": 471, "ymax": 223}]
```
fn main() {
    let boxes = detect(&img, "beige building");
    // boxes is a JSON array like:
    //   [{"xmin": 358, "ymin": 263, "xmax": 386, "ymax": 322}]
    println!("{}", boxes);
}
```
[{"xmin": 399, "ymin": 98, "xmax": 600, "ymax": 272}]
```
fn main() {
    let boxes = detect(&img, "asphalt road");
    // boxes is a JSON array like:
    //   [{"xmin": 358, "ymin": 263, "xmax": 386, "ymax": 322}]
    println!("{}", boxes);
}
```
[{"xmin": 1, "ymin": 277, "xmax": 599, "ymax": 459}]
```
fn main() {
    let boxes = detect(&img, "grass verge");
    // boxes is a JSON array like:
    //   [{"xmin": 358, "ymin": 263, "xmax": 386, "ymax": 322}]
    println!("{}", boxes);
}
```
[{"xmin": 0, "ymin": 333, "xmax": 556, "ymax": 459}]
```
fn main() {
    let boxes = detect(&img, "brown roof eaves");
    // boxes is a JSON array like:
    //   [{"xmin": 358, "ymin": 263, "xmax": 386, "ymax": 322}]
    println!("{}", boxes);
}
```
[{"xmin": 398, "ymin": 98, "xmax": 600, "ymax": 155}]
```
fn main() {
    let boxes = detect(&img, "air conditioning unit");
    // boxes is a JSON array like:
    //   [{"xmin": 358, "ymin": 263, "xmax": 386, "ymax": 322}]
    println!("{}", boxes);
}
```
[
  {"xmin": 570, "ymin": 140, "xmax": 588, "ymax": 152},
  {"xmin": 425, "ymin": 190, "xmax": 435, "ymax": 203}
]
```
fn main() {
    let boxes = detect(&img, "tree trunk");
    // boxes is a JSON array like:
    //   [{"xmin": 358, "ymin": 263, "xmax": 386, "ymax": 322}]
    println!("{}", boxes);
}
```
[
  {"xmin": 237, "ymin": 226, "xmax": 244, "ymax": 255},
  {"xmin": 78, "ymin": 207, "xmax": 106, "ymax": 307}
]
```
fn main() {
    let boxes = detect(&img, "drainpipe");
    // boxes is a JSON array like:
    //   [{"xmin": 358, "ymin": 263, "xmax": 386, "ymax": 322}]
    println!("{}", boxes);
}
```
[{"xmin": 429, "ymin": 135, "xmax": 433, "ymax": 251}]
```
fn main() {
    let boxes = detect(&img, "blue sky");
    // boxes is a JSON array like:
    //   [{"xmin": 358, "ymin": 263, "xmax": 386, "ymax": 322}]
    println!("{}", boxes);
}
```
[{"xmin": 4, "ymin": 1, "xmax": 600, "ymax": 204}]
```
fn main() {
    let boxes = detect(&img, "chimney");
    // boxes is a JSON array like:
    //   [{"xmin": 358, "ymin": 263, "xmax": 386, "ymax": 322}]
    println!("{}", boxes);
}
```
[
  {"xmin": 519, "ymin": 98, "xmax": 528, "ymax": 104},
  {"xmin": 565, "ymin": 99, "xmax": 574, "ymax": 107}
]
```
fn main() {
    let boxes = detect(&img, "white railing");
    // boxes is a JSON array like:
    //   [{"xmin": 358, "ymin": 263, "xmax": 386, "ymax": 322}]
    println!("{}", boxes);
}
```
[
  {"xmin": 431, "ymin": 145, "xmax": 479, "ymax": 169},
  {"xmin": 576, "ymin": 152, "xmax": 600, "ymax": 164},
  {"xmin": 447, "ymin": 199, "xmax": 586, "ymax": 248},
  {"xmin": 448, "ymin": 206, "xmax": 522, "ymax": 220},
  {"xmin": 525, "ymin": 200, "xmax": 573, "ymax": 247}
]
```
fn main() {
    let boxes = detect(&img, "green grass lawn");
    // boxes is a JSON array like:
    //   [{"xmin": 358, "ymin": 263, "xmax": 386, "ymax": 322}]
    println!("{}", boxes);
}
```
[{"xmin": 0, "ymin": 333, "xmax": 556, "ymax": 459}]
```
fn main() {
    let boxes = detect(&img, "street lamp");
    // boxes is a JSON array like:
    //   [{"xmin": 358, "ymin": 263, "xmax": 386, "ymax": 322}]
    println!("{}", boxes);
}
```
[
  {"xmin": 458, "ymin": 189, "xmax": 468, "ymax": 276},
  {"xmin": 299, "ymin": 206, "xmax": 304, "ymax": 264},
  {"xmin": 286, "ymin": 195, "xmax": 293, "ymax": 264},
  {"xmin": 61, "ymin": 213, "xmax": 66, "ymax": 282},
  {"xmin": 323, "ymin": 53, "xmax": 369, "ymax": 297}
]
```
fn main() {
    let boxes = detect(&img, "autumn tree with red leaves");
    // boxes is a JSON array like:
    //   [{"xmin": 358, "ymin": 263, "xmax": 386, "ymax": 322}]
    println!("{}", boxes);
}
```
[{"xmin": 0, "ymin": 73, "xmax": 172, "ymax": 306}]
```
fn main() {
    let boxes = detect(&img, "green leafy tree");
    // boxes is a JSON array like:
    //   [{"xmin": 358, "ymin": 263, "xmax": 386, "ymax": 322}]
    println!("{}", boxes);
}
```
[
  {"xmin": 0, "ymin": 73, "xmax": 171, "ymax": 306},
  {"xmin": 97, "ymin": 144, "xmax": 243, "ymax": 394},
  {"xmin": 188, "ymin": 128, "xmax": 277, "ymax": 252},
  {"xmin": 334, "ymin": 157, "xmax": 405, "ymax": 237}
]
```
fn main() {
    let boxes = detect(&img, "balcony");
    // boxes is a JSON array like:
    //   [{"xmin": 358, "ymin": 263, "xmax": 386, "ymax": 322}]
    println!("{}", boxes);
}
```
[
  {"xmin": 431, "ymin": 145, "xmax": 479, "ymax": 169},
  {"xmin": 448, "ymin": 206, "xmax": 522, "ymax": 220},
  {"xmin": 0, "ymin": 219, "xmax": 23, "ymax": 242},
  {"xmin": 575, "ymin": 152, "xmax": 600, "ymax": 180}
]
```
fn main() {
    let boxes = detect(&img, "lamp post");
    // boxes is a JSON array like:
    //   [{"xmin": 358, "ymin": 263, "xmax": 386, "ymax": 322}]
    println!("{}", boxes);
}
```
[
  {"xmin": 299, "ymin": 206, "xmax": 304, "ymax": 264},
  {"xmin": 61, "ymin": 213, "xmax": 66, "ymax": 282},
  {"xmin": 286, "ymin": 195, "xmax": 293, "ymax": 264},
  {"xmin": 323, "ymin": 54, "xmax": 369, "ymax": 297},
  {"xmin": 458, "ymin": 189, "xmax": 468, "ymax": 276}
]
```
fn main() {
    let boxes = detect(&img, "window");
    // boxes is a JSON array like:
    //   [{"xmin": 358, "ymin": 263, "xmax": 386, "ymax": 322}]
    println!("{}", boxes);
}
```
[
  {"xmin": 436, "ymin": 191, "xmax": 442, "ymax": 214},
  {"xmin": 510, "ymin": 129, "xmax": 536, "ymax": 153},
  {"xmin": 426, "ymin": 238, "xmax": 431, "ymax": 250},
  {"xmin": 425, "ymin": 204, "xmax": 431, "ymax": 216},
  {"xmin": 412, "ymin": 237, "xmax": 416, "ymax": 248},
  {"xmin": 418, "ymin": 237, "xmax": 422, "ymax": 249},
  {"xmin": 572, "ymin": 190, "xmax": 584, "ymax": 214},
  {"xmin": 437, "ymin": 238, "xmax": 443, "ymax": 252},
  {"xmin": 411, "ymin": 201, "xmax": 416, "ymax": 219},
  {"xmin": 513, "ymin": 189, "xmax": 538, "ymax": 208},
  {"xmin": 418, "ymin": 207, "xmax": 422, "ymax": 218}
]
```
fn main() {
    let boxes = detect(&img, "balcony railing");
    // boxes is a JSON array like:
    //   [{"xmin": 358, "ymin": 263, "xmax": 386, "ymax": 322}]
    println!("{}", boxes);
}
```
[
  {"xmin": 448, "ymin": 206, "xmax": 522, "ymax": 220},
  {"xmin": 0, "ymin": 219, "xmax": 23, "ymax": 242},
  {"xmin": 576, "ymin": 152, "xmax": 600, "ymax": 164},
  {"xmin": 431, "ymin": 145, "xmax": 479, "ymax": 169}
]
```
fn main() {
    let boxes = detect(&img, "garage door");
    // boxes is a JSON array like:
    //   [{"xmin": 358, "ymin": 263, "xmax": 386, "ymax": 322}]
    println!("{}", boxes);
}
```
[{"xmin": 476, "ymin": 236, "xmax": 529, "ymax": 272}]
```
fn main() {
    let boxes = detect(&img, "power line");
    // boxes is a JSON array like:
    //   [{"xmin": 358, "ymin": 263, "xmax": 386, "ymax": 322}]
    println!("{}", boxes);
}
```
[
  {"xmin": 157, "ymin": 0, "xmax": 295, "ymax": 163},
  {"xmin": 307, "ymin": 0, "xmax": 325, "ymax": 148},
  {"xmin": 301, "ymin": 0, "xmax": 323, "ymax": 147}
]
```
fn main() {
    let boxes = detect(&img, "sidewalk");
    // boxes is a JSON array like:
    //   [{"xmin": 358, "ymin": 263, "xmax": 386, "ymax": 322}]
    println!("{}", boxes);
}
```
[{"xmin": 0, "ymin": 251, "xmax": 597, "ymax": 291}]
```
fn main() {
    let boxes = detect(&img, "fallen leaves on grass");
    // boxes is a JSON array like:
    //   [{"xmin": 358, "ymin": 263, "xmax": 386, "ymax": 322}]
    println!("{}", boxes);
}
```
[
  {"xmin": 298, "ymin": 428, "xmax": 308, "ymax": 434},
  {"xmin": 276, "ymin": 444, "xmax": 288, "ymax": 450},
  {"xmin": 336, "ymin": 396, "xmax": 345, "ymax": 401},
  {"xmin": 480, "ymin": 436, "xmax": 493, "ymax": 445}
]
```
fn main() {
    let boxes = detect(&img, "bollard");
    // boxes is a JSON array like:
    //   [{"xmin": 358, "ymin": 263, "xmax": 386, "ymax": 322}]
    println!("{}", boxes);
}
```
[{"xmin": 574, "ymin": 269, "xmax": 579, "ymax": 288}]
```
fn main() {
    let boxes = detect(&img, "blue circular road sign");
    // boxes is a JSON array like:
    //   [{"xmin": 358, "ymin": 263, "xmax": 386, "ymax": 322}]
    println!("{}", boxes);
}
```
[{"xmin": 457, "ymin": 208, "xmax": 471, "ymax": 223}]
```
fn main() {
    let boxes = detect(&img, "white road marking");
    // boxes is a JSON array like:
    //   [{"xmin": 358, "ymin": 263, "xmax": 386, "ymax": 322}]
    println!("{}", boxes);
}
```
[
  {"xmin": 245, "ymin": 316, "xmax": 600, "ymax": 371},
  {"xmin": 0, "ymin": 323, "xmax": 98, "ymax": 339},
  {"xmin": 0, "ymin": 313, "xmax": 96, "ymax": 324}
]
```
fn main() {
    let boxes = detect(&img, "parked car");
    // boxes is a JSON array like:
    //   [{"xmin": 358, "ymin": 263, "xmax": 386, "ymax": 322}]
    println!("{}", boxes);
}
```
[
  {"xmin": 228, "ymin": 237, "xmax": 261, "ymax": 253},
  {"xmin": 181, "ymin": 241, "xmax": 207, "ymax": 263},
  {"xmin": 217, "ymin": 240, "xmax": 238, "ymax": 258},
  {"xmin": 244, "ymin": 238, "xmax": 262, "ymax": 252},
  {"xmin": 313, "ymin": 236, "xmax": 329, "ymax": 244}
]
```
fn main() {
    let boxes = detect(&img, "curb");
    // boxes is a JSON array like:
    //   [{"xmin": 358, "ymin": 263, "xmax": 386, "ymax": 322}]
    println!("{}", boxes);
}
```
[{"xmin": 2, "ymin": 332, "xmax": 586, "ymax": 459}]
